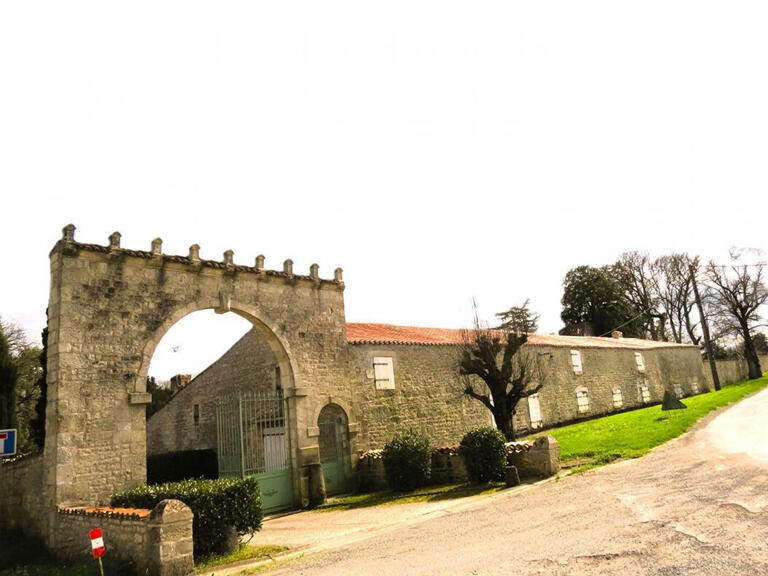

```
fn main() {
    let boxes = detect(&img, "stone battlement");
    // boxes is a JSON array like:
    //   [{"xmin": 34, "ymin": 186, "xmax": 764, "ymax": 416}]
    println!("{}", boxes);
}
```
[{"xmin": 53, "ymin": 224, "xmax": 344, "ymax": 288}]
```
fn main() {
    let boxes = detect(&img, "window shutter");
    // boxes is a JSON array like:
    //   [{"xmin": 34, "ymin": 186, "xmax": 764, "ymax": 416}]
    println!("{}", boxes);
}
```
[
  {"xmin": 634, "ymin": 352, "xmax": 646, "ymax": 372},
  {"xmin": 612, "ymin": 388, "xmax": 623, "ymax": 408},
  {"xmin": 570, "ymin": 350, "xmax": 583, "ymax": 374},
  {"xmin": 373, "ymin": 357, "xmax": 395, "ymax": 390}
]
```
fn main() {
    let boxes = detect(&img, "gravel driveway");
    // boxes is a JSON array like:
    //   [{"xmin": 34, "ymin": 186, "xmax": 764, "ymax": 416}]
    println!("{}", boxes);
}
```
[{"xmin": 265, "ymin": 387, "xmax": 768, "ymax": 575}]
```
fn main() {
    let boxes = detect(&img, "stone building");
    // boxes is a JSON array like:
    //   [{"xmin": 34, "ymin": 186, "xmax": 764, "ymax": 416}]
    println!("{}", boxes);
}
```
[
  {"xmin": 0, "ymin": 226, "xmax": 712, "ymax": 561},
  {"xmin": 149, "ymin": 321, "xmax": 707, "ymax": 509}
]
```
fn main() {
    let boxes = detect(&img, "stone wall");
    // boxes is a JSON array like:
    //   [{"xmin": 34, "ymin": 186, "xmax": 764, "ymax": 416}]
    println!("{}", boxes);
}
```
[
  {"xmin": 522, "ymin": 344, "xmax": 708, "ymax": 436},
  {"xmin": 147, "ymin": 330, "xmax": 279, "ymax": 456},
  {"xmin": 703, "ymin": 355, "xmax": 768, "ymax": 387},
  {"xmin": 348, "ymin": 341, "xmax": 708, "ymax": 447},
  {"xmin": 347, "ymin": 344, "xmax": 493, "ymax": 450},
  {"xmin": 0, "ymin": 455, "xmax": 47, "ymax": 538},
  {"xmin": 56, "ymin": 499, "xmax": 194, "ymax": 576}
]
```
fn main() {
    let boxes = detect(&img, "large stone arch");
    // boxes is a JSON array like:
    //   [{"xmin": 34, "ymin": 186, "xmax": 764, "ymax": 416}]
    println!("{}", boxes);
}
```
[
  {"xmin": 43, "ymin": 225, "xmax": 350, "ymax": 512},
  {"xmin": 136, "ymin": 298, "xmax": 301, "ymax": 394}
]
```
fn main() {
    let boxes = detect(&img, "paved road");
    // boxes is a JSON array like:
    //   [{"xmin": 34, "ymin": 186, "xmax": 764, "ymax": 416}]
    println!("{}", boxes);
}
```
[{"xmin": 266, "ymin": 387, "xmax": 768, "ymax": 575}]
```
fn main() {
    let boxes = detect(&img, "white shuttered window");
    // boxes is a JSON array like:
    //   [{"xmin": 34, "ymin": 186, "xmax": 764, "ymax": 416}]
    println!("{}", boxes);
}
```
[
  {"xmin": 634, "ymin": 352, "xmax": 646, "ymax": 372},
  {"xmin": 612, "ymin": 388, "xmax": 623, "ymax": 408},
  {"xmin": 576, "ymin": 389, "xmax": 590, "ymax": 413},
  {"xmin": 528, "ymin": 394, "xmax": 542, "ymax": 429},
  {"xmin": 373, "ymin": 357, "xmax": 395, "ymax": 390},
  {"xmin": 639, "ymin": 382, "xmax": 651, "ymax": 403},
  {"xmin": 570, "ymin": 350, "xmax": 583, "ymax": 374}
]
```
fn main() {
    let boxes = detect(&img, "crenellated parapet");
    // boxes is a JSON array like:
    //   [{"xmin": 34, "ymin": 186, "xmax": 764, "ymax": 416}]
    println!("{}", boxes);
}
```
[{"xmin": 53, "ymin": 224, "xmax": 344, "ymax": 288}]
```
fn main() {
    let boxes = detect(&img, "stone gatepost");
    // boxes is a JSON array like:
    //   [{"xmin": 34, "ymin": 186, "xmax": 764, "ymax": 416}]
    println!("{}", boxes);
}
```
[{"xmin": 145, "ymin": 499, "xmax": 194, "ymax": 576}]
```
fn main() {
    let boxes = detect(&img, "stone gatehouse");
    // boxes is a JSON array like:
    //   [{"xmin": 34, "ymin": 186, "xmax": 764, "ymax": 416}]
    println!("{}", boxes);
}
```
[{"xmin": 1, "ymin": 226, "xmax": 709, "ymax": 557}]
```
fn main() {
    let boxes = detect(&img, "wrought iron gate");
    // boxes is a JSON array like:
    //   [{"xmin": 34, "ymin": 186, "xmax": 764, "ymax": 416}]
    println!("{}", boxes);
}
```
[{"xmin": 216, "ymin": 390, "xmax": 293, "ymax": 512}]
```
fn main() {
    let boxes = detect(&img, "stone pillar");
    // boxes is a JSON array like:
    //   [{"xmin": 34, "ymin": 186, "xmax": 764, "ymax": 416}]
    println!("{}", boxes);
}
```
[
  {"xmin": 145, "ymin": 499, "xmax": 194, "ymax": 576},
  {"xmin": 509, "ymin": 436, "xmax": 560, "ymax": 478}
]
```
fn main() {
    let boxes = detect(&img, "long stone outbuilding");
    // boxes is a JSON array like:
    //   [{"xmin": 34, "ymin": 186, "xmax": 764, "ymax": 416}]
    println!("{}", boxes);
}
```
[
  {"xmin": 1, "ymin": 226, "xmax": 710, "ymax": 570},
  {"xmin": 149, "ymin": 322, "xmax": 708, "ymax": 500}
]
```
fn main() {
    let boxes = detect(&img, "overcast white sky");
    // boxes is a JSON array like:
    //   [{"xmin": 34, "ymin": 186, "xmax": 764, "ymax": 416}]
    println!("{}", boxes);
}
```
[{"xmin": 1, "ymin": 2, "xmax": 767, "ymax": 379}]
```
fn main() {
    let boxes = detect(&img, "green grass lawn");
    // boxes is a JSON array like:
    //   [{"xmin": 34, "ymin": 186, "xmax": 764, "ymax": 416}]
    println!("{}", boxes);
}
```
[
  {"xmin": 315, "ymin": 481, "xmax": 509, "ymax": 512},
  {"xmin": 534, "ymin": 375, "xmax": 768, "ymax": 469},
  {"xmin": 195, "ymin": 544, "xmax": 289, "ymax": 571}
]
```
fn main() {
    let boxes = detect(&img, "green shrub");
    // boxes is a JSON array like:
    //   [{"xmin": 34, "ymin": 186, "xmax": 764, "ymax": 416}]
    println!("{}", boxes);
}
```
[
  {"xmin": 460, "ymin": 427, "xmax": 507, "ymax": 484},
  {"xmin": 111, "ymin": 477, "xmax": 262, "ymax": 560},
  {"xmin": 382, "ymin": 430, "xmax": 431, "ymax": 491}
]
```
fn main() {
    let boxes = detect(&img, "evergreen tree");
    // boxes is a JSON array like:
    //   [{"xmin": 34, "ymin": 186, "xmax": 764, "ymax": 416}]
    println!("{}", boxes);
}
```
[
  {"xmin": 0, "ymin": 329, "xmax": 18, "ymax": 430},
  {"xmin": 29, "ymin": 325, "xmax": 48, "ymax": 449}
]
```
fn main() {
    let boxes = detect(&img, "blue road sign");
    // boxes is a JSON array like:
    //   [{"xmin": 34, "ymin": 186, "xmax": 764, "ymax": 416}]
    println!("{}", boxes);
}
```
[{"xmin": 0, "ymin": 429, "xmax": 17, "ymax": 457}]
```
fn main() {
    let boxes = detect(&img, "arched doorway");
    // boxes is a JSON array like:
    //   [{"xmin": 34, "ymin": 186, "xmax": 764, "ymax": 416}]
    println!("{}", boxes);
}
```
[{"xmin": 317, "ymin": 404, "xmax": 350, "ymax": 495}]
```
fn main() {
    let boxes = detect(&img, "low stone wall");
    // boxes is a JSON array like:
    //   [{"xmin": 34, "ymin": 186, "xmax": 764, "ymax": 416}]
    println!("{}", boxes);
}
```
[
  {"xmin": 56, "ymin": 499, "xmax": 194, "ymax": 576},
  {"xmin": 356, "ymin": 438, "xmax": 559, "ymax": 491},
  {"xmin": 0, "ymin": 454, "xmax": 47, "ymax": 538},
  {"xmin": 508, "ymin": 436, "xmax": 560, "ymax": 478},
  {"xmin": 431, "ymin": 449, "xmax": 468, "ymax": 484},
  {"xmin": 356, "ymin": 448, "xmax": 470, "ymax": 492}
]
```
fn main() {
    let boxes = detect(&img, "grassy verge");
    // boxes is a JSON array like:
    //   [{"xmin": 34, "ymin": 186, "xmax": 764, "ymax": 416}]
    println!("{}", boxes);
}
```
[
  {"xmin": 195, "ymin": 544, "xmax": 289, "ymax": 571},
  {"xmin": 534, "ymin": 375, "xmax": 768, "ymax": 471},
  {"xmin": 315, "ymin": 481, "xmax": 509, "ymax": 512}
]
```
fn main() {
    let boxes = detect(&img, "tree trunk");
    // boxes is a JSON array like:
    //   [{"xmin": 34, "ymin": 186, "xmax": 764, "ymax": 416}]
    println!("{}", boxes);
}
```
[
  {"xmin": 491, "ymin": 402, "xmax": 516, "ymax": 441},
  {"xmin": 743, "ymin": 328, "xmax": 763, "ymax": 380}
]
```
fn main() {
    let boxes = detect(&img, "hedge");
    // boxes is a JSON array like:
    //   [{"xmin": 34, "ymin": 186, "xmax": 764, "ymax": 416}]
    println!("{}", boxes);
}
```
[
  {"xmin": 382, "ymin": 430, "xmax": 431, "ymax": 491},
  {"xmin": 111, "ymin": 477, "xmax": 262, "ymax": 559},
  {"xmin": 460, "ymin": 427, "xmax": 507, "ymax": 484}
]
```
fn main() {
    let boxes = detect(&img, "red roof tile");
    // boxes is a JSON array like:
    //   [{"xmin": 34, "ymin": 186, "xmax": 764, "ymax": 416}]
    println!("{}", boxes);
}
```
[{"xmin": 345, "ymin": 323, "xmax": 696, "ymax": 350}]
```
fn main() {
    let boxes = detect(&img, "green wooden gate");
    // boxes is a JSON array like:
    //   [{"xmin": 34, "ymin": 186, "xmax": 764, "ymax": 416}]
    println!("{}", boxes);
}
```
[
  {"xmin": 318, "ymin": 404, "xmax": 349, "ymax": 495},
  {"xmin": 216, "ymin": 390, "xmax": 293, "ymax": 513}
]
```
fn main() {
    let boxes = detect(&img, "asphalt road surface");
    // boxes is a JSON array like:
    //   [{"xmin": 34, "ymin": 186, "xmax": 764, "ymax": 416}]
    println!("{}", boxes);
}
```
[{"xmin": 268, "ymin": 387, "xmax": 768, "ymax": 575}]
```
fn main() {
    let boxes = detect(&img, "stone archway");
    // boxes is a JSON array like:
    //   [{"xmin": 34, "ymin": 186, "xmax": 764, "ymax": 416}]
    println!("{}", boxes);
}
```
[{"xmin": 43, "ymin": 225, "xmax": 350, "ymax": 514}]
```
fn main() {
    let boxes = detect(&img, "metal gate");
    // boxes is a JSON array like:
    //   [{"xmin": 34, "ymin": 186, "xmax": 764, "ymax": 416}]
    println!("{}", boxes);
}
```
[{"xmin": 216, "ymin": 390, "xmax": 293, "ymax": 512}]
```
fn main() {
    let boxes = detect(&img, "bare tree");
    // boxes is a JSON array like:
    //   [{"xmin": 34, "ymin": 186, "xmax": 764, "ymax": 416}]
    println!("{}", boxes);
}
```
[
  {"xmin": 459, "ymin": 314, "xmax": 541, "ymax": 440},
  {"xmin": 651, "ymin": 254, "xmax": 700, "ymax": 345},
  {"xmin": 614, "ymin": 252, "xmax": 666, "ymax": 340},
  {"xmin": 705, "ymin": 252, "xmax": 768, "ymax": 379},
  {"xmin": 0, "ymin": 316, "xmax": 31, "ymax": 357}
]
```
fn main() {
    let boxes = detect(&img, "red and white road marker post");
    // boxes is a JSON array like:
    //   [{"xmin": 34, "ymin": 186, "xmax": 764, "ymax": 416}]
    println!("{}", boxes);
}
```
[{"xmin": 90, "ymin": 528, "xmax": 106, "ymax": 576}]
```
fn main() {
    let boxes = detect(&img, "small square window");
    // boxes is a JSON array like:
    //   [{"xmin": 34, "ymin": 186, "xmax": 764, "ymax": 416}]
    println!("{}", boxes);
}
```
[
  {"xmin": 373, "ymin": 357, "xmax": 395, "ymax": 390},
  {"xmin": 673, "ymin": 384, "xmax": 683, "ymax": 398},
  {"xmin": 638, "ymin": 383, "xmax": 651, "ymax": 403},
  {"xmin": 612, "ymin": 388, "xmax": 623, "ymax": 408},
  {"xmin": 576, "ymin": 389, "xmax": 590, "ymax": 413},
  {"xmin": 634, "ymin": 352, "xmax": 646, "ymax": 373},
  {"xmin": 570, "ymin": 350, "xmax": 583, "ymax": 374},
  {"xmin": 691, "ymin": 381, "xmax": 699, "ymax": 394}
]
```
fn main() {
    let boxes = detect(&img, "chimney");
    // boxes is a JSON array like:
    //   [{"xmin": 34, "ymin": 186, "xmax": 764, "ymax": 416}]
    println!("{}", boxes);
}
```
[
  {"xmin": 170, "ymin": 374, "xmax": 192, "ymax": 394},
  {"xmin": 611, "ymin": 330, "xmax": 623, "ymax": 339}
]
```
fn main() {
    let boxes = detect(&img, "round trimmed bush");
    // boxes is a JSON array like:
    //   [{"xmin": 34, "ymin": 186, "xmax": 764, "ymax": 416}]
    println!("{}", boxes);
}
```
[
  {"xmin": 382, "ymin": 430, "xmax": 431, "ymax": 491},
  {"xmin": 460, "ymin": 427, "xmax": 507, "ymax": 484}
]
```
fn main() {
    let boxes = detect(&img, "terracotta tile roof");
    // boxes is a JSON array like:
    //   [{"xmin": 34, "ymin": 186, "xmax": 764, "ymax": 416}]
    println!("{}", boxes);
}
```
[
  {"xmin": 58, "ymin": 505, "xmax": 151, "ymax": 519},
  {"xmin": 345, "ymin": 323, "xmax": 696, "ymax": 350}
]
